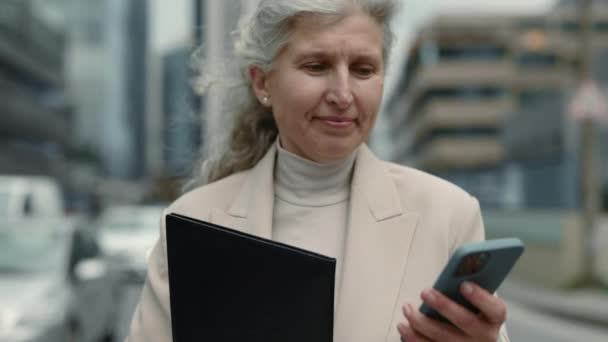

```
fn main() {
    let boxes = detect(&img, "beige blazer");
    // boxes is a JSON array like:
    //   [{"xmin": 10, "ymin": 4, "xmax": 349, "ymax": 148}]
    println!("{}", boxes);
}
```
[{"xmin": 126, "ymin": 144, "xmax": 509, "ymax": 342}]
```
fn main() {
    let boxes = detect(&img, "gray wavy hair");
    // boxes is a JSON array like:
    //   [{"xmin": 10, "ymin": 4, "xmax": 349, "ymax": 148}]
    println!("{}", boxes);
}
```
[{"xmin": 188, "ymin": 0, "xmax": 399, "ymax": 189}]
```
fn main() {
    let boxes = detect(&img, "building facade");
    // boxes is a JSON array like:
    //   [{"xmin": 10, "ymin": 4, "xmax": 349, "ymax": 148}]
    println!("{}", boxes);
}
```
[
  {"xmin": 382, "ymin": 4, "xmax": 608, "ymax": 209},
  {"xmin": 67, "ymin": 0, "xmax": 149, "ymax": 180},
  {"xmin": 0, "ymin": 0, "xmax": 69, "ymax": 178},
  {"xmin": 196, "ymin": 0, "xmax": 259, "ymax": 158},
  {"xmin": 162, "ymin": 47, "xmax": 200, "ymax": 178}
]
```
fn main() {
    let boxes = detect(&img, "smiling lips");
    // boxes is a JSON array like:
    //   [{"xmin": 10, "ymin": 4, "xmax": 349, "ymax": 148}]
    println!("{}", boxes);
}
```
[{"xmin": 316, "ymin": 116, "xmax": 356, "ymax": 129}]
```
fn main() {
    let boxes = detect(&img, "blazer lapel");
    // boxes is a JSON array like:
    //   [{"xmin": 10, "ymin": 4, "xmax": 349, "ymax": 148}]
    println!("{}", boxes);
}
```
[
  {"xmin": 209, "ymin": 144, "xmax": 276, "ymax": 239},
  {"xmin": 334, "ymin": 145, "xmax": 419, "ymax": 342}
]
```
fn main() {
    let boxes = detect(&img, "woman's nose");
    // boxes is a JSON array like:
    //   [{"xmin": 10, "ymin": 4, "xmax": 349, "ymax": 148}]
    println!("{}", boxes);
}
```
[{"xmin": 325, "ymin": 68, "xmax": 353, "ymax": 110}]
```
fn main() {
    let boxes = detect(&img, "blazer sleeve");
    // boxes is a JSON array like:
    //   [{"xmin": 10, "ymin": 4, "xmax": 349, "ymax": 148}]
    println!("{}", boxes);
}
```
[
  {"xmin": 125, "ymin": 209, "xmax": 172, "ymax": 342},
  {"xmin": 448, "ymin": 196, "xmax": 485, "ymax": 254}
]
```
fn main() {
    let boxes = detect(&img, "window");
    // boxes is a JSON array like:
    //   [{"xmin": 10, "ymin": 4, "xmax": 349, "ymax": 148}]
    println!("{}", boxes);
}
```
[
  {"xmin": 558, "ymin": 20, "xmax": 608, "ymax": 33},
  {"xmin": 560, "ymin": 21, "xmax": 579, "ymax": 33},
  {"xmin": 439, "ymin": 45, "xmax": 507, "ymax": 61},
  {"xmin": 517, "ymin": 53, "xmax": 558, "ymax": 68},
  {"xmin": 595, "ymin": 21, "xmax": 608, "ymax": 33},
  {"xmin": 518, "ymin": 89, "xmax": 561, "ymax": 106},
  {"xmin": 85, "ymin": 19, "xmax": 103, "ymax": 44},
  {"xmin": 420, "ymin": 86, "xmax": 507, "ymax": 105},
  {"xmin": 0, "ymin": 0, "xmax": 23, "ymax": 37},
  {"xmin": 69, "ymin": 229, "xmax": 101, "ymax": 276}
]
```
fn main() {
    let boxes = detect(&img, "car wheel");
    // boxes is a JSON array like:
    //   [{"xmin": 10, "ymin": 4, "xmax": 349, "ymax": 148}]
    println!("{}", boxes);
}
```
[
  {"xmin": 99, "ymin": 332, "xmax": 115, "ymax": 342},
  {"xmin": 65, "ymin": 320, "xmax": 83, "ymax": 342}
]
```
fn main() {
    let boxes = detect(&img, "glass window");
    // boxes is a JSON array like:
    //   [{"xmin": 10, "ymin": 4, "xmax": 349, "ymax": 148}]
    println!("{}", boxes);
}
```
[
  {"xmin": 517, "ymin": 53, "xmax": 558, "ymax": 68},
  {"xmin": 517, "ymin": 18, "xmax": 546, "ymax": 30},
  {"xmin": 560, "ymin": 21, "xmax": 579, "ymax": 33},
  {"xmin": 69, "ymin": 229, "xmax": 100, "ymax": 272},
  {"xmin": 518, "ymin": 89, "xmax": 561, "ymax": 106},
  {"xmin": 421, "ymin": 41, "xmax": 440, "ymax": 66},
  {"xmin": 0, "ymin": 0, "xmax": 24, "ymax": 36},
  {"xmin": 439, "ymin": 45, "xmax": 507, "ymax": 61},
  {"xmin": 421, "ymin": 86, "xmax": 507, "ymax": 104},
  {"xmin": 558, "ymin": 20, "xmax": 608, "ymax": 33},
  {"xmin": 595, "ymin": 21, "xmax": 608, "ymax": 32},
  {"xmin": 0, "ymin": 228, "xmax": 66, "ymax": 274},
  {"xmin": 85, "ymin": 19, "xmax": 103, "ymax": 44}
]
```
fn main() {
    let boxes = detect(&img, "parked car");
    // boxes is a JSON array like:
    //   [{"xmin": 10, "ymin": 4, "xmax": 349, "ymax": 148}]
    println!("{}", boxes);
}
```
[
  {"xmin": 97, "ymin": 205, "xmax": 164, "ymax": 283},
  {"xmin": 0, "ymin": 175, "xmax": 64, "ymax": 219},
  {"xmin": 0, "ymin": 217, "xmax": 119, "ymax": 342}
]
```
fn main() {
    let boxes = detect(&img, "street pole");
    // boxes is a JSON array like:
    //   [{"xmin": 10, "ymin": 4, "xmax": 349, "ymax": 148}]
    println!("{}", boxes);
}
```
[
  {"xmin": 578, "ymin": 0, "xmax": 599, "ymax": 286},
  {"xmin": 193, "ymin": 0, "xmax": 204, "ymax": 152}
]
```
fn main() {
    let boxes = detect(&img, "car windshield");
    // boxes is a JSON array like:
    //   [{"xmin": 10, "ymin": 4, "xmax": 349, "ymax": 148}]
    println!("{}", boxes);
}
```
[{"xmin": 0, "ymin": 226, "xmax": 66, "ymax": 274}]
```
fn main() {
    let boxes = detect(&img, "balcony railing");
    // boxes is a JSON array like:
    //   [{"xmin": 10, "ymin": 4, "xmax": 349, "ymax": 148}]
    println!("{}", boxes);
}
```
[{"xmin": 0, "ymin": 0, "xmax": 65, "ymax": 84}]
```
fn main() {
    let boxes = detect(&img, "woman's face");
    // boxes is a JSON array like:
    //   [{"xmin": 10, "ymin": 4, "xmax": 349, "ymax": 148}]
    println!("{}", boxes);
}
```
[{"xmin": 254, "ymin": 12, "xmax": 385, "ymax": 163}]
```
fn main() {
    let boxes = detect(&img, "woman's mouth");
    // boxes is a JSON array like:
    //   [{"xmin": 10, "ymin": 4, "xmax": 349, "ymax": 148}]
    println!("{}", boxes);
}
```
[{"xmin": 316, "ymin": 116, "xmax": 355, "ymax": 129}]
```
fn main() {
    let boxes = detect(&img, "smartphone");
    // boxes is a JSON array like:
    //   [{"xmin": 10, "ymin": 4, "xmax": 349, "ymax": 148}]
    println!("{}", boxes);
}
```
[{"xmin": 419, "ymin": 238, "xmax": 524, "ymax": 326}]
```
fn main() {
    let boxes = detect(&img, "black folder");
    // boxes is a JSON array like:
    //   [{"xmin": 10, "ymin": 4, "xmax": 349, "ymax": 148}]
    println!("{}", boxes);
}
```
[{"xmin": 165, "ymin": 213, "xmax": 336, "ymax": 342}]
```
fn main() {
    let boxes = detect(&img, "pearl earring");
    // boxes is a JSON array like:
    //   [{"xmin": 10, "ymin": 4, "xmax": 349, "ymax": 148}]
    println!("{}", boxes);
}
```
[{"xmin": 262, "ymin": 96, "xmax": 269, "ymax": 105}]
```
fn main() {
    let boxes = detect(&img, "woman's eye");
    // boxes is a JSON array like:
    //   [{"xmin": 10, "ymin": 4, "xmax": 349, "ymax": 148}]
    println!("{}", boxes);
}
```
[
  {"xmin": 353, "ymin": 65, "xmax": 375, "ymax": 77},
  {"xmin": 303, "ymin": 63, "xmax": 327, "ymax": 73}
]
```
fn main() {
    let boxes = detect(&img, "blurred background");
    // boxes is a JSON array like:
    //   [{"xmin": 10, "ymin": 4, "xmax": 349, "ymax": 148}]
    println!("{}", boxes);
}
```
[{"xmin": 1, "ymin": 0, "xmax": 608, "ymax": 341}]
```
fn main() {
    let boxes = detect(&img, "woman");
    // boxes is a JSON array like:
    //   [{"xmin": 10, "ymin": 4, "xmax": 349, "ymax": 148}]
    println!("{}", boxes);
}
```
[{"xmin": 127, "ymin": 0, "xmax": 510, "ymax": 341}]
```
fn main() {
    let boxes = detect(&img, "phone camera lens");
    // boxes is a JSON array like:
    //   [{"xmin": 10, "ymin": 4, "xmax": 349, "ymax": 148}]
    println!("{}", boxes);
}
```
[{"xmin": 478, "ymin": 252, "xmax": 489, "ymax": 262}]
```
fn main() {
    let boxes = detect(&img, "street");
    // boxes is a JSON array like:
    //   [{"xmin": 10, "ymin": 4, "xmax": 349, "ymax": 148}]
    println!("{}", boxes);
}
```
[
  {"xmin": 115, "ymin": 284, "xmax": 145, "ymax": 341},
  {"xmin": 506, "ymin": 301, "xmax": 608, "ymax": 341},
  {"xmin": 114, "ymin": 287, "xmax": 608, "ymax": 341}
]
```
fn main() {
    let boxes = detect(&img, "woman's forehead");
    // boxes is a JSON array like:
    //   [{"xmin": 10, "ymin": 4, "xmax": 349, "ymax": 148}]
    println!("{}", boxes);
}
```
[{"xmin": 283, "ymin": 12, "xmax": 384, "ymax": 56}]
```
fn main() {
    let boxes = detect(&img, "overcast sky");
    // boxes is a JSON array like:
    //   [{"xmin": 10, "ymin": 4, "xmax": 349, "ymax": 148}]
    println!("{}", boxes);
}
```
[
  {"xmin": 150, "ymin": 0, "xmax": 557, "ymax": 54},
  {"xmin": 150, "ymin": 0, "xmax": 192, "ymax": 52}
]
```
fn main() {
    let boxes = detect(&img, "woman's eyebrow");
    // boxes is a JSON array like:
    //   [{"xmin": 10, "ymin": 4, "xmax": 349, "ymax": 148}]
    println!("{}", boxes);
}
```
[
  {"xmin": 292, "ymin": 50, "xmax": 331, "ymax": 62},
  {"xmin": 292, "ymin": 48, "xmax": 381, "ymax": 63}
]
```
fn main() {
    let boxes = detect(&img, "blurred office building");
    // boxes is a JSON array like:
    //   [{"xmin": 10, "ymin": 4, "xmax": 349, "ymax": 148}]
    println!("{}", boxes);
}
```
[
  {"xmin": 547, "ymin": 0, "xmax": 608, "ymax": 196},
  {"xmin": 384, "ymin": 2, "xmax": 608, "ymax": 211},
  {"xmin": 150, "ymin": 0, "xmax": 255, "ymax": 196},
  {"xmin": 67, "ymin": 0, "xmax": 149, "ymax": 180},
  {"xmin": 385, "ymin": 14, "xmax": 534, "ymax": 208},
  {"xmin": 0, "ymin": 0, "xmax": 70, "ymax": 179},
  {"xmin": 194, "ymin": 0, "xmax": 259, "ymax": 158},
  {"xmin": 162, "ymin": 47, "xmax": 200, "ymax": 179}
]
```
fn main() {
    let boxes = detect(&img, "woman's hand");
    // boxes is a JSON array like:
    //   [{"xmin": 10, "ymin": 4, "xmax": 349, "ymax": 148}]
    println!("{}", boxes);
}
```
[{"xmin": 397, "ymin": 282, "xmax": 506, "ymax": 341}]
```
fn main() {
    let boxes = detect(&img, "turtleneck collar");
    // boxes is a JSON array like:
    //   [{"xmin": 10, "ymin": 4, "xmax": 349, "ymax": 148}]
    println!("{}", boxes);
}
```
[{"xmin": 274, "ymin": 139, "xmax": 357, "ymax": 207}]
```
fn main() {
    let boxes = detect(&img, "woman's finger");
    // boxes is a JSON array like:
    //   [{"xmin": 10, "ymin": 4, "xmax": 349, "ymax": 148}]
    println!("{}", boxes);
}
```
[
  {"xmin": 419, "ymin": 289, "xmax": 486, "ymax": 338},
  {"xmin": 402, "ymin": 303, "xmax": 466, "ymax": 341},
  {"xmin": 397, "ymin": 320, "xmax": 433, "ymax": 342},
  {"xmin": 460, "ymin": 282, "xmax": 507, "ymax": 325}
]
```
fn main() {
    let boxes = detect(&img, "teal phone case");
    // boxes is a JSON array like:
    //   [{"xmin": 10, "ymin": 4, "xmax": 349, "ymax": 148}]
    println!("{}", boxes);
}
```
[{"xmin": 419, "ymin": 238, "xmax": 524, "ymax": 326}]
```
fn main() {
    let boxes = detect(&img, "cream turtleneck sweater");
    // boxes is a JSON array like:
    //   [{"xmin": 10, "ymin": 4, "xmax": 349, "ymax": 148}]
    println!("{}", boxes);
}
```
[{"xmin": 272, "ymin": 140, "xmax": 357, "ymax": 302}]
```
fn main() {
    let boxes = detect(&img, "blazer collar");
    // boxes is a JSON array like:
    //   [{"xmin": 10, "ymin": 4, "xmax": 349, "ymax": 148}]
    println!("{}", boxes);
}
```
[
  {"xmin": 223, "ymin": 143, "xmax": 277, "ymax": 238},
  {"xmin": 351, "ymin": 144, "xmax": 404, "ymax": 220},
  {"xmin": 224, "ymin": 143, "xmax": 406, "ymax": 221}
]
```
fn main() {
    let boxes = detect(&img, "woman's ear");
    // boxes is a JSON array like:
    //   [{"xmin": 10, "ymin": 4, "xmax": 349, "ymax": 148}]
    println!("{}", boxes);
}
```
[{"xmin": 249, "ymin": 65, "xmax": 271, "ymax": 106}]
